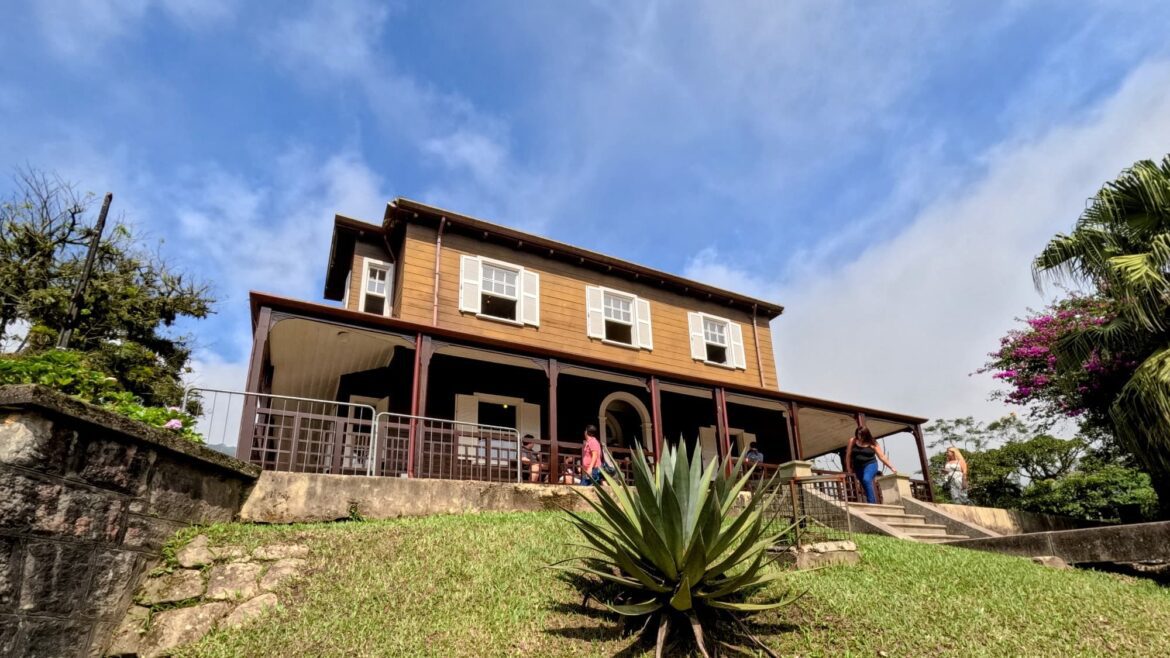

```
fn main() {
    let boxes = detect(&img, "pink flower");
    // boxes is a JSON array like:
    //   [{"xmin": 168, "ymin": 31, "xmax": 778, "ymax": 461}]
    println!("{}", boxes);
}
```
[{"xmin": 164, "ymin": 419, "xmax": 183, "ymax": 430}]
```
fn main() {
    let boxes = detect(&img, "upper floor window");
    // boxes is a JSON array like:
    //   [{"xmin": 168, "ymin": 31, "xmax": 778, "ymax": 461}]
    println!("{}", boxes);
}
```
[
  {"xmin": 459, "ymin": 255, "xmax": 539, "ymax": 326},
  {"xmin": 360, "ymin": 258, "xmax": 392, "ymax": 316},
  {"xmin": 586, "ymin": 286, "xmax": 652, "ymax": 350},
  {"xmin": 688, "ymin": 312, "xmax": 746, "ymax": 369}
]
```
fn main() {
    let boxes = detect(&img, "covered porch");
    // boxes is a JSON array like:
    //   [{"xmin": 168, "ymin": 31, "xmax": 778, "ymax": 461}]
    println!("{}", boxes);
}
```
[{"xmin": 214, "ymin": 299, "xmax": 932, "ymax": 500}]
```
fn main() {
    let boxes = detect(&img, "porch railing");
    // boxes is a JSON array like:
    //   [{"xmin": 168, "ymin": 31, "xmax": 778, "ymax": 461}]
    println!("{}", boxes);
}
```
[
  {"xmin": 185, "ymin": 388, "xmax": 521, "ymax": 482},
  {"xmin": 185, "ymin": 388, "xmax": 378, "ymax": 475},
  {"xmin": 372, "ymin": 412, "xmax": 521, "ymax": 483}
]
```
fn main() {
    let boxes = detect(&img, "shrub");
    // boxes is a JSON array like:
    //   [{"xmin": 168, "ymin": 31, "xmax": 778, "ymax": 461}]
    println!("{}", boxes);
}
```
[
  {"xmin": 558, "ymin": 443, "xmax": 800, "ymax": 657},
  {"xmin": 0, "ymin": 349, "xmax": 202, "ymax": 443}
]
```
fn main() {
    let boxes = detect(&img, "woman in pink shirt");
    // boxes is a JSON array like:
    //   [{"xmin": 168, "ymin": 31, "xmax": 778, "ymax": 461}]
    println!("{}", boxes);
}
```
[{"xmin": 580, "ymin": 424, "xmax": 602, "ymax": 485}]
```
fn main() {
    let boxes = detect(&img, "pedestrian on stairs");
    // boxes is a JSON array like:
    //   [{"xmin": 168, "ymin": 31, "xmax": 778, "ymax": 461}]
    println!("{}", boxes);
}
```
[
  {"xmin": 846, "ymin": 426, "xmax": 896, "ymax": 504},
  {"xmin": 943, "ymin": 446, "xmax": 970, "ymax": 504}
]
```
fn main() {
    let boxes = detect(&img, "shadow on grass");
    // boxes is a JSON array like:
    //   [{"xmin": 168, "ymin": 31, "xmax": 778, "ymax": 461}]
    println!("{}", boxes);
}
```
[{"xmin": 546, "ymin": 573, "xmax": 815, "ymax": 657}]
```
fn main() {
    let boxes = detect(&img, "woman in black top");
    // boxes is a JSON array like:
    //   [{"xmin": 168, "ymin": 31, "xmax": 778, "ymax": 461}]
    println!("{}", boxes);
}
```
[{"xmin": 845, "ymin": 426, "xmax": 897, "ymax": 504}]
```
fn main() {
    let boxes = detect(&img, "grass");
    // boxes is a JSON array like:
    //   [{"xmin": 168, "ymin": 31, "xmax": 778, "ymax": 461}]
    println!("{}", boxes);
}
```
[{"xmin": 175, "ymin": 512, "xmax": 1170, "ymax": 657}]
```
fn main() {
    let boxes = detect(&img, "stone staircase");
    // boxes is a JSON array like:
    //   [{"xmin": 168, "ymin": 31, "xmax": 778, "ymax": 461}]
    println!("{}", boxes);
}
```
[{"xmin": 848, "ymin": 502, "xmax": 973, "ymax": 543}]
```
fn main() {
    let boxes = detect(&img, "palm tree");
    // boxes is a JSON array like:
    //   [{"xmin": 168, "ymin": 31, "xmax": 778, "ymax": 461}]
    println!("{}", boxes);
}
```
[{"xmin": 1034, "ymin": 155, "xmax": 1170, "ymax": 515}]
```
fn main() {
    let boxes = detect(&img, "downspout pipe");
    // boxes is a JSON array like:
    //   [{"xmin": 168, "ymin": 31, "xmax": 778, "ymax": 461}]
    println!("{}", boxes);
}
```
[{"xmin": 431, "ymin": 217, "xmax": 447, "ymax": 326}]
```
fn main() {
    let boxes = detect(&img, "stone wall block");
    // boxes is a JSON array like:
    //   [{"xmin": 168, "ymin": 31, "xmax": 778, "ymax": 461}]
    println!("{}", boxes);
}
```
[
  {"xmin": 122, "ymin": 515, "xmax": 185, "ymax": 551},
  {"xmin": 71, "ymin": 433, "xmax": 157, "ymax": 495},
  {"xmin": 0, "ymin": 613, "xmax": 19, "ymax": 655},
  {"xmin": 0, "ymin": 414, "xmax": 75, "ymax": 475},
  {"xmin": 19, "ymin": 615, "xmax": 90, "ymax": 658},
  {"xmin": 145, "ymin": 458, "xmax": 239, "ymax": 524},
  {"xmin": 82, "ymin": 549, "xmax": 148, "ymax": 618},
  {"xmin": 0, "ymin": 536, "xmax": 22, "ymax": 611},
  {"xmin": 0, "ymin": 470, "xmax": 56, "ymax": 533},
  {"xmin": 19, "ymin": 540, "xmax": 93, "ymax": 615},
  {"xmin": 31, "ymin": 483, "xmax": 126, "ymax": 544}
]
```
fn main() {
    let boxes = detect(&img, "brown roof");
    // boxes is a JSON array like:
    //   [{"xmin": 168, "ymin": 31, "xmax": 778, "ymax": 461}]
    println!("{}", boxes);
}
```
[
  {"xmin": 383, "ymin": 198, "xmax": 785, "ymax": 319},
  {"xmin": 251, "ymin": 291, "xmax": 925, "ymax": 425}
]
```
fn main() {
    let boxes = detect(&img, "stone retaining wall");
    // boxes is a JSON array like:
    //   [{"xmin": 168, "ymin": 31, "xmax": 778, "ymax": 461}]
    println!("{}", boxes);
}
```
[{"xmin": 0, "ymin": 386, "xmax": 259, "ymax": 658}]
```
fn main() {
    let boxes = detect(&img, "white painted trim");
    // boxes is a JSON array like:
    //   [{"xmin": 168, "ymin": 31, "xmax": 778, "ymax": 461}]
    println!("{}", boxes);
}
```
[{"xmin": 358, "ymin": 257, "xmax": 393, "ymax": 317}]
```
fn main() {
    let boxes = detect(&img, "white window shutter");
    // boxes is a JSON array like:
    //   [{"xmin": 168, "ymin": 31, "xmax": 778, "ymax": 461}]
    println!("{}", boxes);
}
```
[
  {"xmin": 729, "ymin": 322, "xmax": 747, "ymax": 369},
  {"xmin": 586, "ymin": 286, "xmax": 605, "ymax": 339},
  {"xmin": 688, "ymin": 312, "xmax": 706, "ymax": 360},
  {"xmin": 520, "ymin": 269, "xmax": 540, "ymax": 326},
  {"xmin": 459, "ymin": 255, "xmax": 481, "ymax": 314},
  {"xmin": 635, "ymin": 297, "xmax": 653, "ymax": 350}
]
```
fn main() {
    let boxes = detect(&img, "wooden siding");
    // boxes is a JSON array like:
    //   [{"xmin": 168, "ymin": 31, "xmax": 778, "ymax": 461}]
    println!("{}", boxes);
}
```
[
  {"xmin": 345, "ymin": 240, "xmax": 394, "ymax": 311},
  {"xmin": 396, "ymin": 223, "xmax": 779, "ymax": 388}
]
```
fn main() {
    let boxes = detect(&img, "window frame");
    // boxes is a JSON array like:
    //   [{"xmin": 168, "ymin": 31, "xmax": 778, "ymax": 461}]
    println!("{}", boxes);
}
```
[
  {"xmin": 600, "ymin": 288, "xmax": 637, "ymax": 348},
  {"xmin": 358, "ymin": 257, "xmax": 392, "ymax": 317},
  {"xmin": 476, "ymin": 257, "xmax": 524, "ymax": 325},
  {"xmin": 701, "ymin": 315, "xmax": 732, "ymax": 366}
]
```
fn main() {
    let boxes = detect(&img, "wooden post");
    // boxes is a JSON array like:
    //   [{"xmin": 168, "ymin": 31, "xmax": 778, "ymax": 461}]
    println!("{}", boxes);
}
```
[
  {"xmin": 236, "ymin": 307, "xmax": 272, "ymax": 462},
  {"xmin": 649, "ymin": 376, "xmax": 664, "ymax": 457},
  {"xmin": 790, "ymin": 402, "xmax": 803, "ymax": 460},
  {"xmin": 58, "ymin": 192, "xmax": 112, "ymax": 349},
  {"xmin": 715, "ymin": 388, "xmax": 731, "ymax": 474},
  {"xmin": 548, "ymin": 358, "xmax": 560, "ymax": 485},
  {"xmin": 407, "ymin": 334, "xmax": 433, "ymax": 477},
  {"xmin": 913, "ymin": 424, "xmax": 935, "ymax": 501},
  {"xmin": 783, "ymin": 401, "xmax": 797, "ymax": 463}
]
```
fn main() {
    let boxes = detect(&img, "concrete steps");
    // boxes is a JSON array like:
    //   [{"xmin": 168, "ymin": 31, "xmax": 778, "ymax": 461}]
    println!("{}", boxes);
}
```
[{"xmin": 848, "ymin": 501, "xmax": 971, "ymax": 543}]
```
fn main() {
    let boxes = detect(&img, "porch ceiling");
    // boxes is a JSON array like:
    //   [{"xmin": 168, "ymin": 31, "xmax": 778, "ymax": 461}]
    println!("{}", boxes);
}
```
[
  {"xmin": 268, "ymin": 318, "xmax": 411, "ymax": 400},
  {"xmin": 797, "ymin": 407, "xmax": 913, "ymax": 459}
]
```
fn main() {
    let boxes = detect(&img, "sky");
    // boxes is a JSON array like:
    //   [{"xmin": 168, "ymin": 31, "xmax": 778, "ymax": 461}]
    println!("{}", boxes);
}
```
[{"xmin": 4, "ymin": 1, "xmax": 1170, "ymax": 468}]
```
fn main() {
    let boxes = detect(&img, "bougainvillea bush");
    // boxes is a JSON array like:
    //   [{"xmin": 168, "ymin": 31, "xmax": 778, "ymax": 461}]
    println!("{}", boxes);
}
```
[
  {"xmin": 982, "ymin": 295, "xmax": 1137, "ymax": 426},
  {"xmin": 0, "ymin": 349, "xmax": 202, "ymax": 442}
]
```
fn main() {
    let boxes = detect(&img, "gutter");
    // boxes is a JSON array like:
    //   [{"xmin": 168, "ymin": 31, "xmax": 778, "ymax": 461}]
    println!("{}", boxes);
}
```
[{"xmin": 431, "ymin": 216, "xmax": 447, "ymax": 326}]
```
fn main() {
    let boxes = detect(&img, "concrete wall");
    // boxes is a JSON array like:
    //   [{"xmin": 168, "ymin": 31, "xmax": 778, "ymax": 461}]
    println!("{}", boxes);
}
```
[
  {"xmin": 934, "ymin": 503, "xmax": 1106, "ymax": 536},
  {"xmin": 946, "ymin": 521, "xmax": 1170, "ymax": 564},
  {"xmin": 0, "ymin": 386, "xmax": 258, "ymax": 658},
  {"xmin": 240, "ymin": 471, "xmax": 598, "ymax": 523}
]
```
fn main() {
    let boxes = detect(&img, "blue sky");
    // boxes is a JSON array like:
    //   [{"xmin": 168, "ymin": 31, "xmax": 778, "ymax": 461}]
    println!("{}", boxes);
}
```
[{"xmin": 5, "ymin": 1, "xmax": 1170, "ymax": 463}]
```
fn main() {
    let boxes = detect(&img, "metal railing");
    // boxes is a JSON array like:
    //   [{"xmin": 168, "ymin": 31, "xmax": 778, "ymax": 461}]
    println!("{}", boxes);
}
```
[
  {"xmin": 185, "ymin": 388, "xmax": 378, "ymax": 475},
  {"xmin": 763, "ymin": 475, "xmax": 853, "ymax": 548},
  {"xmin": 185, "ymin": 389, "xmax": 522, "ymax": 482},
  {"xmin": 373, "ymin": 412, "xmax": 522, "ymax": 483},
  {"xmin": 910, "ymin": 478, "xmax": 932, "ymax": 502}
]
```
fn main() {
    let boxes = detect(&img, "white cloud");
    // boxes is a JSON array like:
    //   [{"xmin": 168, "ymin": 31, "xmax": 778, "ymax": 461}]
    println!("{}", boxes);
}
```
[
  {"xmin": 31, "ymin": 0, "xmax": 234, "ymax": 58},
  {"xmin": 686, "ymin": 60, "xmax": 1170, "ymax": 470}
]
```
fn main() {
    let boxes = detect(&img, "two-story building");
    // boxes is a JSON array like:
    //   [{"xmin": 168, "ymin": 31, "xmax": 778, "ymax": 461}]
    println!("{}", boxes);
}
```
[{"xmin": 230, "ymin": 197, "xmax": 935, "ymax": 499}]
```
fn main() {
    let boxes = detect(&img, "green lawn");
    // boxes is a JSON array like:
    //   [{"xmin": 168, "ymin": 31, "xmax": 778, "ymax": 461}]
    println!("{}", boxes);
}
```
[{"xmin": 174, "ymin": 512, "xmax": 1170, "ymax": 657}]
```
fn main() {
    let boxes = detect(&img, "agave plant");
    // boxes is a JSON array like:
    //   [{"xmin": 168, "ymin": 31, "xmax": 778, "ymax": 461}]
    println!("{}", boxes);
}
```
[{"xmin": 558, "ymin": 442, "xmax": 800, "ymax": 657}]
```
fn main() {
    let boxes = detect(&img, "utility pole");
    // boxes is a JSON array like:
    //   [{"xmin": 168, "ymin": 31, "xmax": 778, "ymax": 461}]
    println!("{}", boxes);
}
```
[{"xmin": 57, "ymin": 192, "xmax": 112, "ymax": 350}]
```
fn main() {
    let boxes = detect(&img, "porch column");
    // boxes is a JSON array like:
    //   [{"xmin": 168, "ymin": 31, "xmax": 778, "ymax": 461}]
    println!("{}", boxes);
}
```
[
  {"xmin": 407, "ymin": 334, "xmax": 433, "ymax": 478},
  {"xmin": 789, "ymin": 402, "xmax": 804, "ymax": 460},
  {"xmin": 649, "ymin": 376, "xmax": 664, "ymax": 457},
  {"xmin": 913, "ymin": 424, "xmax": 935, "ymax": 501},
  {"xmin": 548, "ymin": 358, "xmax": 560, "ymax": 484},
  {"xmin": 236, "ymin": 307, "xmax": 271, "ymax": 462},
  {"xmin": 783, "ymin": 401, "xmax": 797, "ymax": 463},
  {"xmin": 715, "ymin": 387, "xmax": 731, "ymax": 471}
]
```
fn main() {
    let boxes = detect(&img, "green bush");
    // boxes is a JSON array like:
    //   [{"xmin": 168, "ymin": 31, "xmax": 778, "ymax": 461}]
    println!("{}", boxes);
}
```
[
  {"xmin": 0, "ymin": 350, "xmax": 202, "ymax": 443},
  {"xmin": 558, "ymin": 443, "xmax": 800, "ymax": 656}
]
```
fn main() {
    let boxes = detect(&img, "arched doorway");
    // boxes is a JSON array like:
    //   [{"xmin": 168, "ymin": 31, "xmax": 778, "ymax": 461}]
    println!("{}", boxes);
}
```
[{"xmin": 598, "ymin": 392, "xmax": 653, "ymax": 451}]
